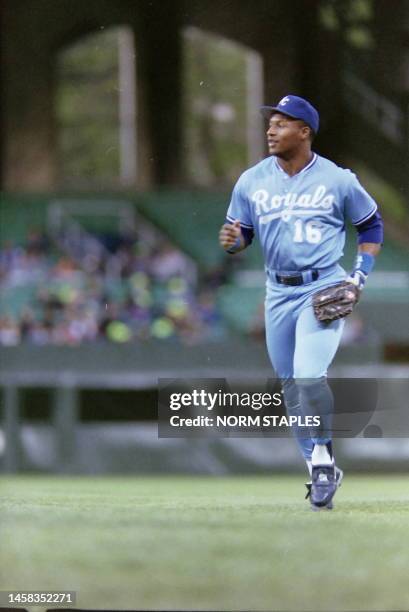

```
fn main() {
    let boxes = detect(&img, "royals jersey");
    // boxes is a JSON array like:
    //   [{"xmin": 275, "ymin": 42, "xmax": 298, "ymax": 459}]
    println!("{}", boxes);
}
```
[{"xmin": 226, "ymin": 153, "xmax": 377, "ymax": 271}]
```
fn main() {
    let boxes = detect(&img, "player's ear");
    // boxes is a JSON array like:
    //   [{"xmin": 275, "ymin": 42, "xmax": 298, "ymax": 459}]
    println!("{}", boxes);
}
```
[{"xmin": 300, "ymin": 124, "xmax": 311, "ymax": 141}]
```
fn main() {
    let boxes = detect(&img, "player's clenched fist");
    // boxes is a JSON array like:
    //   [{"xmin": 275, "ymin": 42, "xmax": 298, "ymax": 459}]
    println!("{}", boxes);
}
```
[{"xmin": 219, "ymin": 219, "xmax": 243, "ymax": 252}]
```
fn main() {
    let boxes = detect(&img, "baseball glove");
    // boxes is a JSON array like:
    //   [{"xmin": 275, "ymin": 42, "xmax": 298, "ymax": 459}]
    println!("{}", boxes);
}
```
[{"xmin": 312, "ymin": 281, "xmax": 360, "ymax": 323}]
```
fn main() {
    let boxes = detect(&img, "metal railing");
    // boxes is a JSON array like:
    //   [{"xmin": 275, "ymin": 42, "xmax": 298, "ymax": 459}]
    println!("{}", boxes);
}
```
[
  {"xmin": 343, "ymin": 72, "xmax": 407, "ymax": 146},
  {"xmin": 342, "ymin": 71, "xmax": 409, "ymax": 198}
]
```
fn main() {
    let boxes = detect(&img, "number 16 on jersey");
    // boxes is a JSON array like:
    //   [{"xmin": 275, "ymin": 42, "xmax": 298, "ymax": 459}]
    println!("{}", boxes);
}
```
[{"xmin": 293, "ymin": 219, "xmax": 322, "ymax": 244}]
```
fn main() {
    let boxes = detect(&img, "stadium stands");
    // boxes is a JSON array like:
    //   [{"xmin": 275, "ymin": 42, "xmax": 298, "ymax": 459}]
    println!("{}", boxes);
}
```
[
  {"xmin": 1, "ymin": 192, "xmax": 408, "ymax": 349},
  {"xmin": 0, "ymin": 198, "xmax": 226, "ymax": 345}
]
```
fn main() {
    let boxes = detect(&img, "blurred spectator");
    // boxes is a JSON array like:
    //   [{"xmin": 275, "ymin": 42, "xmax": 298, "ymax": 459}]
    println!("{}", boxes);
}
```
[
  {"xmin": 150, "ymin": 241, "xmax": 195, "ymax": 283},
  {"xmin": 0, "ymin": 316, "xmax": 20, "ymax": 346},
  {"xmin": 26, "ymin": 228, "xmax": 50, "ymax": 255}
]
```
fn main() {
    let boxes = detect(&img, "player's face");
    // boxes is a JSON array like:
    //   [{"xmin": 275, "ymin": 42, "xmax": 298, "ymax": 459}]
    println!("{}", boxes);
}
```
[{"xmin": 266, "ymin": 113, "xmax": 309, "ymax": 158}]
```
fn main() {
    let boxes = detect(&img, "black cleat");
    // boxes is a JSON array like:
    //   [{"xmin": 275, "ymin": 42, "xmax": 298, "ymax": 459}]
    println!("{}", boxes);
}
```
[
  {"xmin": 311, "ymin": 464, "xmax": 336, "ymax": 508},
  {"xmin": 306, "ymin": 465, "xmax": 343, "ymax": 510}
]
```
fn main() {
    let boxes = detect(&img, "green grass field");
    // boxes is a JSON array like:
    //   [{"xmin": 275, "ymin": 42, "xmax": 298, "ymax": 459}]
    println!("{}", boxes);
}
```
[{"xmin": 1, "ymin": 475, "xmax": 409, "ymax": 611}]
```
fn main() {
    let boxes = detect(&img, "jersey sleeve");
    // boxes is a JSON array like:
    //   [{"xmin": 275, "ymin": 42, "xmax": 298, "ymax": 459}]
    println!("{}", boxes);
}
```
[
  {"xmin": 226, "ymin": 174, "xmax": 254, "ymax": 229},
  {"xmin": 343, "ymin": 171, "xmax": 378, "ymax": 226}
]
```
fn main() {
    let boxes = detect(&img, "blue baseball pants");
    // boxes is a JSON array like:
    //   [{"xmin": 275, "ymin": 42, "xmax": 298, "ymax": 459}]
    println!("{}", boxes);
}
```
[{"xmin": 264, "ymin": 266, "xmax": 345, "ymax": 459}]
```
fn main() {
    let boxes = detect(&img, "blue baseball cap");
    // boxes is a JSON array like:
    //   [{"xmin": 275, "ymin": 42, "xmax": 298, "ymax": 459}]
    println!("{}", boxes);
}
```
[{"xmin": 260, "ymin": 94, "xmax": 319, "ymax": 134}]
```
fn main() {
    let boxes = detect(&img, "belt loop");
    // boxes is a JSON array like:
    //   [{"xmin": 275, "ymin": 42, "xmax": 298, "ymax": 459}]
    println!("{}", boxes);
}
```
[{"xmin": 302, "ymin": 270, "xmax": 319, "ymax": 283}]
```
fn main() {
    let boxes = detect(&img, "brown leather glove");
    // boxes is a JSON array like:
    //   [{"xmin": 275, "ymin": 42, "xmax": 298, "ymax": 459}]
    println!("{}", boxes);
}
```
[{"xmin": 312, "ymin": 281, "xmax": 360, "ymax": 323}]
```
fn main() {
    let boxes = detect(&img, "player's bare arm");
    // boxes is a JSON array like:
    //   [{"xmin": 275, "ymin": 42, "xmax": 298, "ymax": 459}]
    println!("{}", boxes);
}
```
[
  {"xmin": 219, "ymin": 219, "xmax": 246, "ymax": 253},
  {"xmin": 358, "ymin": 242, "xmax": 381, "ymax": 256}
]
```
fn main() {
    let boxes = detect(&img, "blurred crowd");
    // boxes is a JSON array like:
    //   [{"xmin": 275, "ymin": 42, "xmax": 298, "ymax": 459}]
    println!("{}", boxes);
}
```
[{"xmin": 0, "ymin": 227, "xmax": 226, "ymax": 346}]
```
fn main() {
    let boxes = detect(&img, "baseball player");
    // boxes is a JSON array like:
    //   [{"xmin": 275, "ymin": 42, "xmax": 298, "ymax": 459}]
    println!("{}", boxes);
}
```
[{"xmin": 219, "ymin": 95, "xmax": 383, "ymax": 510}]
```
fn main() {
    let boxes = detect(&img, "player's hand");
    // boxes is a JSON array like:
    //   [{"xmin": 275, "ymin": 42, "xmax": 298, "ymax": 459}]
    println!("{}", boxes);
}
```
[{"xmin": 219, "ymin": 220, "xmax": 243, "ymax": 251}]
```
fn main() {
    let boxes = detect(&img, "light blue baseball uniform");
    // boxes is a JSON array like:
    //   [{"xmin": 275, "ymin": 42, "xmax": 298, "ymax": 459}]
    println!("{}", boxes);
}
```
[
  {"xmin": 225, "ymin": 153, "xmax": 378, "ymax": 458},
  {"xmin": 227, "ymin": 153, "xmax": 377, "ymax": 272}
]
